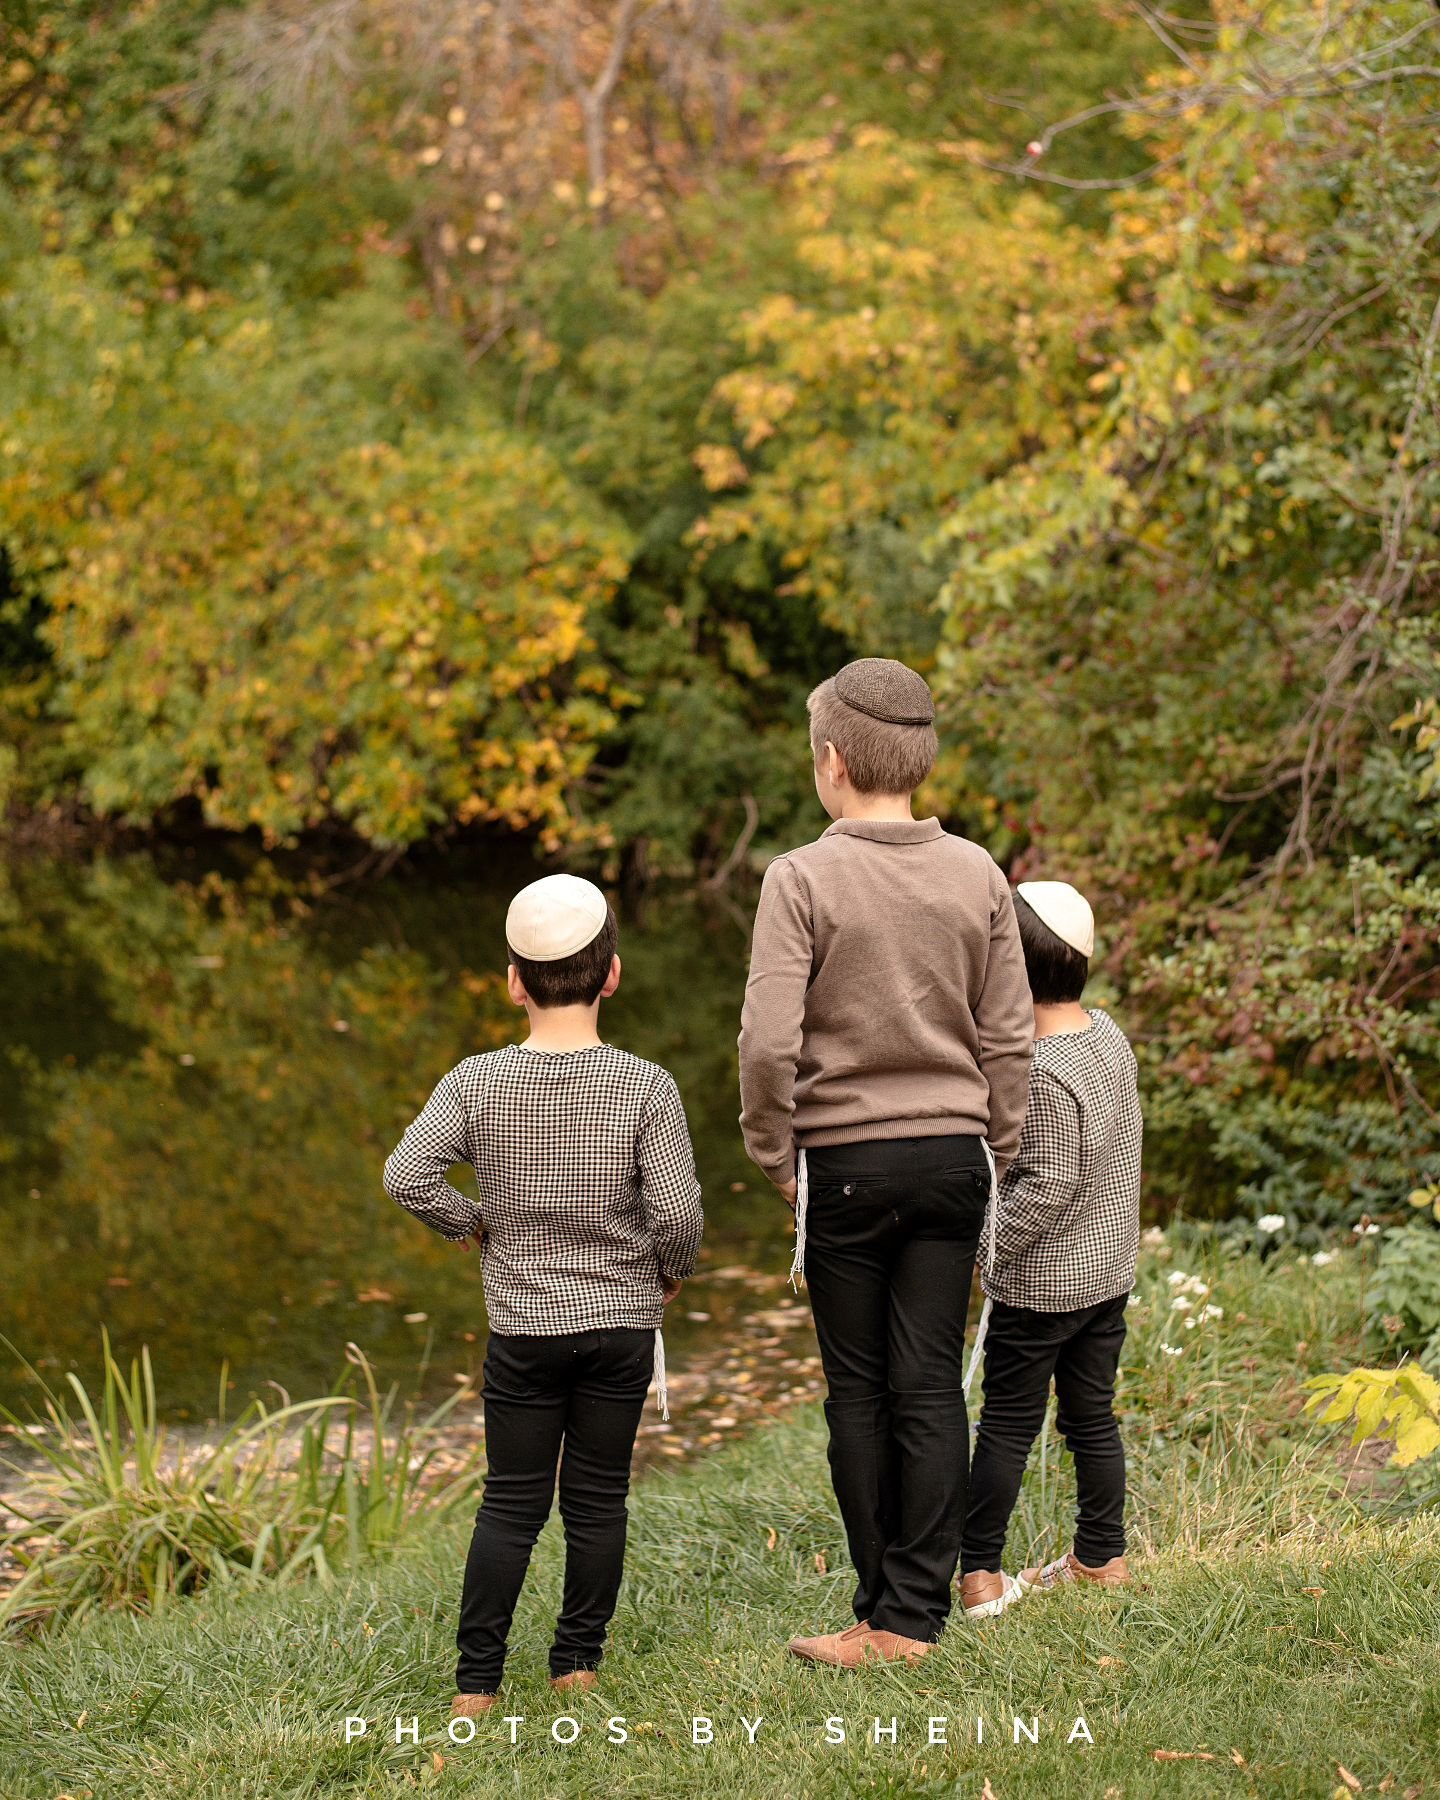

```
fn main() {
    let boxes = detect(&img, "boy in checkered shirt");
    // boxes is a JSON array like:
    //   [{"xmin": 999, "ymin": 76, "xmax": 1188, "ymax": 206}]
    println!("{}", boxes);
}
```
[
  {"xmin": 959, "ymin": 881, "xmax": 1142, "ymax": 1619},
  {"xmin": 384, "ymin": 875, "xmax": 703, "ymax": 1714}
]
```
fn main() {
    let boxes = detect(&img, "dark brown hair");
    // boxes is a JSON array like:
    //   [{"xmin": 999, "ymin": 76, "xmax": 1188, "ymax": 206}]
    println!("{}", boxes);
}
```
[
  {"xmin": 509, "ymin": 906, "xmax": 619, "ymax": 1008},
  {"xmin": 1013, "ymin": 894, "xmax": 1089, "ymax": 1005}
]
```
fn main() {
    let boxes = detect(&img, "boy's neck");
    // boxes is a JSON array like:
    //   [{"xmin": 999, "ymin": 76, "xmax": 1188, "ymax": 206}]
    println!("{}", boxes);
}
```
[
  {"xmin": 522, "ymin": 1002, "xmax": 605, "ymax": 1053},
  {"xmin": 1033, "ymin": 1001, "xmax": 1094, "ymax": 1040},
  {"xmin": 834, "ymin": 791, "xmax": 915, "ymax": 822}
]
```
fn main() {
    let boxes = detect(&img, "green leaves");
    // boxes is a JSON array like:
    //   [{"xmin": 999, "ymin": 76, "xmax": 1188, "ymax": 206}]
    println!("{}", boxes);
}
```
[
  {"xmin": 1370, "ymin": 1225, "xmax": 1440, "ymax": 1356},
  {"xmin": 925, "ymin": 1, "xmax": 1440, "ymax": 1220}
]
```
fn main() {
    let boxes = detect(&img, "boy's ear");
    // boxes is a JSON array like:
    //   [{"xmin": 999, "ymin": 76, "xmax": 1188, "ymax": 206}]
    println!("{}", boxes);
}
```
[
  {"xmin": 823, "ymin": 740, "xmax": 848, "ymax": 787},
  {"xmin": 600, "ymin": 954, "xmax": 621, "ymax": 1000},
  {"xmin": 505, "ymin": 964, "xmax": 528, "ymax": 1007}
]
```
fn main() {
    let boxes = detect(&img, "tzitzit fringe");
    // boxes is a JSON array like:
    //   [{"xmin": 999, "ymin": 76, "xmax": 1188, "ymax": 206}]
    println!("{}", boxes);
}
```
[
  {"xmin": 962, "ymin": 1138, "xmax": 1000, "ymax": 1405},
  {"xmin": 788, "ymin": 1148, "xmax": 809, "ymax": 1290},
  {"xmin": 653, "ymin": 1327, "xmax": 669, "ymax": 1421}
]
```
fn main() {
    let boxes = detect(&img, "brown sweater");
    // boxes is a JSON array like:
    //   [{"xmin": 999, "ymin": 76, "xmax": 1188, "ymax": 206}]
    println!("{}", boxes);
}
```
[{"xmin": 738, "ymin": 817, "xmax": 1034, "ymax": 1185}]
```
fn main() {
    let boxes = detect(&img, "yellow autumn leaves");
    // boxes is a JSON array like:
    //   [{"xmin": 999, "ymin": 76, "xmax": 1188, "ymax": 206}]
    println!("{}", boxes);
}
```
[{"xmin": 1305, "ymin": 1366, "xmax": 1440, "ymax": 1469}]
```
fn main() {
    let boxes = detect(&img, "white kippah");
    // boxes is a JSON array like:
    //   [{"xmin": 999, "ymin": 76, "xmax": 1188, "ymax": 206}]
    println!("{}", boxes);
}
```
[
  {"xmin": 505, "ymin": 874, "xmax": 609, "ymax": 962},
  {"xmin": 1016, "ymin": 880, "xmax": 1095, "ymax": 958}
]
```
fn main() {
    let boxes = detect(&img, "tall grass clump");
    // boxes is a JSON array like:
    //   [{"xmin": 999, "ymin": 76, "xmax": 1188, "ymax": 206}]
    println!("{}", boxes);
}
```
[{"xmin": 0, "ymin": 1334, "xmax": 480, "ymax": 1635}]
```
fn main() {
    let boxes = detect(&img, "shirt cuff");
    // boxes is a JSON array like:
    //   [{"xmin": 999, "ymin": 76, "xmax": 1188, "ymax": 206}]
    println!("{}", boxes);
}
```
[{"xmin": 755, "ymin": 1150, "xmax": 794, "ymax": 1187}]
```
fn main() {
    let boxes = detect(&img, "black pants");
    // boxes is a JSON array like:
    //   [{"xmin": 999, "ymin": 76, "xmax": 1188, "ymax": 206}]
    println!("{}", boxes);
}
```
[
  {"xmin": 803, "ymin": 1134, "xmax": 989, "ymax": 1642},
  {"xmin": 961, "ymin": 1293, "xmax": 1128, "ymax": 1574},
  {"xmin": 455, "ymin": 1328, "xmax": 653, "ymax": 1693}
]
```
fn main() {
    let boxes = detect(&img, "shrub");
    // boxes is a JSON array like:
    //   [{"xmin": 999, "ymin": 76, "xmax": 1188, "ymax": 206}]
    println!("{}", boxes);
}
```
[
  {"xmin": 1369, "ymin": 1224, "xmax": 1440, "ymax": 1365},
  {"xmin": 0, "ymin": 1334, "xmax": 480, "ymax": 1634}
]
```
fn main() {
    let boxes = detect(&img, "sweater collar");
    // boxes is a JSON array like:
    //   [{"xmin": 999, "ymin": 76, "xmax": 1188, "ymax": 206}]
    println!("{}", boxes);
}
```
[{"xmin": 821, "ymin": 816, "xmax": 945, "ymax": 845}]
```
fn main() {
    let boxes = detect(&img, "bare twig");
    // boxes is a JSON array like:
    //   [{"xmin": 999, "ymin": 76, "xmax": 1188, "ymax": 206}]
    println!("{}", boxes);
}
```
[{"xmin": 704, "ymin": 792, "xmax": 760, "ymax": 890}]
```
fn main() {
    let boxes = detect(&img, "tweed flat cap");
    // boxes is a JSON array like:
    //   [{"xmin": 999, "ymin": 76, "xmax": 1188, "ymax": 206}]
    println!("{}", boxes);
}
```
[{"xmin": 832, "ymin": 657, "xmax": 935, "ymax": 726}]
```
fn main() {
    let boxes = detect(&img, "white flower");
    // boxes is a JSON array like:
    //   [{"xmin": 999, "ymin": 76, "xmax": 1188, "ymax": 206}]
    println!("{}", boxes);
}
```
[
  {"xmin": 1184, "ymin": 1317, "xmax": 1197, "ymax": 1330},
  {"xmin": 1355, "ymin": 1223, "xmax": 1381, "ymax": 1238},
  {"xmin": 1170, "ymin": 1295, "xmax": 1193, "ymax": 1312},
  {"xmin": 1199, "ymin": 1304, "xmax": 1224, "ymax": 1322},
  {"xmin": 1256, "ymin": 1214, "xmax": 1287, "ymax": 1234},
  {"xmin": 1140, "ymin": 1226, "xmax": 1167, "ymax": 1250},
  {"xmin": 1167, "ymin": 1271, "xmax": 1189, "ymax": 1286},
  {"xmin": 1161, "ymin": 1342, "xmax": 1184, "ymax": 1357},
  {"xmin": 1127, "ymin": 1294, "xmax": 1143, "ymax": 1308},
  {"xmin": 1311, "ymin": 1250, "xmax": 1336, "ymax": 1267}
]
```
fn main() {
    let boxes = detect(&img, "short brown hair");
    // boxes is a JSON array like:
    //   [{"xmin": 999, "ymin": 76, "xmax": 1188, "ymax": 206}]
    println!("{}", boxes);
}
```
[
  {"xmin": 509, "ymin": 906, "xmax": 619, "ymax": 1008},
  {"xmin": 807, "ymin": 678, "xmax": 938, "ymax": 795}
]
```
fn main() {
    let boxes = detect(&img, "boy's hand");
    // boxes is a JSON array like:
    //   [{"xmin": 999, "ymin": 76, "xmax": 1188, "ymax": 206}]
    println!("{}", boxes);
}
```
[
  {"xmin": 457, "ymin": 1231, "xmax": 486, "ymax": 1253},
  {"xmin": 660, "ymin": 1275, "xmax": 683, "ymax": 1306},
  {"xmin": 778, "ymin": 1177, "xmax": 797, "ymax": 1210}
]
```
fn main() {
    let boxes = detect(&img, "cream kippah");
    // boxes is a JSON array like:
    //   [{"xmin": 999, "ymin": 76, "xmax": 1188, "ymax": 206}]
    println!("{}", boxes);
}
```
[
  {"xmin": 506, "ymin": 874, "xmax": 609, "ymax": 962},
  {"xmin": 1016, "ymin": 880, "xmax": 1095, "ymax": 958},
  {"xmin": 832, "ymin": 657, "xmax": 934, "ymax": 726}
]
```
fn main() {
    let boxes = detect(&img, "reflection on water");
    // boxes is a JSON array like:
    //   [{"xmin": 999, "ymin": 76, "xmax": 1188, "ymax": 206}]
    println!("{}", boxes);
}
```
[{"xmin": 0, "ymin": 846, "xmax": 788, "ymax": 1417}]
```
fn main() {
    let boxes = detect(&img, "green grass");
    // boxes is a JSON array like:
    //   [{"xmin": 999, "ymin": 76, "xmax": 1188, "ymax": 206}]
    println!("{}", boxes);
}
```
[
  {"xmin": 1, "ymin": 1338, "xmax": 481, "ymax": 1632},
  {"xmin": 4, "ymin": 1239, "xmax": 1440, "ymax": 1798}
]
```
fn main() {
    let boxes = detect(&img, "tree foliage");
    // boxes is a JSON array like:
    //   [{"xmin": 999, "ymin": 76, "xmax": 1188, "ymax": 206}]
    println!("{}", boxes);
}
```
[
  {"xmin": 3, "ymin": 0, "xmax": 1438, "ymax": 1220},
  {"xmin": 925, "ymin": 0, "xmax": 1440, "ymax": 1216}
]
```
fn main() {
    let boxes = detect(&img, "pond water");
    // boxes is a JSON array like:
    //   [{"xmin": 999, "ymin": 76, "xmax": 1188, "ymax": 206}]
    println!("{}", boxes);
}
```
[{"xmin": 0, "ymin": 843, "xmax": 793, "ymax": 1420}]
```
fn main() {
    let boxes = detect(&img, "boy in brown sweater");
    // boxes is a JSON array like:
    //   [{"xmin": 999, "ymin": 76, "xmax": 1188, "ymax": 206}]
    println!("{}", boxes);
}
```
[{"xmin": 738, "ymin": 657, "xmax": 1033, "ymax": 1667}]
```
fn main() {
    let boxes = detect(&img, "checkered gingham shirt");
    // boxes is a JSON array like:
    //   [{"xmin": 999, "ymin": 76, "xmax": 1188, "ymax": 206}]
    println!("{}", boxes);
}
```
[
  {"xmin": 983, "ymin": 1009, "xmax": 1142, "ymax": 1312},
  {"xmin": 384, "ymin": 1043, "xmax": 703, "ymax": 1336}
]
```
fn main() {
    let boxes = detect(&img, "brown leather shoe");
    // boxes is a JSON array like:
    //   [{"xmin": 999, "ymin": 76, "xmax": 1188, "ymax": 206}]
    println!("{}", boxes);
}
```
[
  {"xmin": 1019, "ymin": 1550, "xmax": 1131, "ymax": 1590},
  {"xmin": 550, "ymin": 1670, "xmax": 598, "ymax": 1694},
  {"xmin": 451, "ymin": 1693, "xmax": 498, "ymax": 1718},
  {"xmin": 788, "ymin": 1622, "xmax": 933, "ymax": 1667},
  {"xmin": 864, "ymin": 1627, "xmax": 933, "ymax": 1664},
  {"xmin": 788, "ymin": 1621, "xmax": 874, "ymax": 1666},
  {"xmin": 960, "ymin": 1569, "xmax": 1025, "ymax": 1618}
]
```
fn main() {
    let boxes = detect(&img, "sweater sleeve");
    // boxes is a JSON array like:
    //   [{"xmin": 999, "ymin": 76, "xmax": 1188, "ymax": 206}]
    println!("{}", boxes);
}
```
[
  {"xmin": 737, "ymin": 856, "xmax": 813, "ymax": 1186},
  {"xmin": 974, "ymin": 865, "xmax": 1036, "ymax": 1170},
  {"xmin": 637, "ymin": 1074, "xmax": 705, "ymax": 1280},
  {"xmin": 383, "ymin": 1067, "xmax": 484, "ymax": 1242},
  {"xmin": 989, "ymin": 1068, "xmax": 1083, "ymax": 1266}
]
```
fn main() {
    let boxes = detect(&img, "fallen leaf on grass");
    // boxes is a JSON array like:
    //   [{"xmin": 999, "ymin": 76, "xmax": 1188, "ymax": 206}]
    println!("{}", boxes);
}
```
[
  {"xmin": 980, "ymin": 1781, "xmax": 998, "ymax": 1800},
  {"xmin": 765, "ymin": 1528, "xmax": 778, "ymax": 1551},
  {"xmin": 356, "ymin": 1287, "xmax": 394, "ymax": 1303},
  {"xmin": 1336, "ymin": 1769, "xmax": 1361, "ymax": 1794},
  {"xmin": 1231, "ymin": 1750, "xmax": 1247, "ymax": 1766},
  {"xmin": 1154, "ymin": 1750, "xmax": 1216, "ymax": 1762},
  {"xmin": 432, "ymin": 1753, "xmax": 444, "ymax": 1773},
  {"xmin": 814, "ymin": 1553, "xmax": 828, "ymax": 1573},
  {"xmin": 1097, "ymin": 1655, "xmax": 1124, "ymax": 1670}
]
